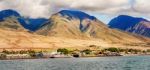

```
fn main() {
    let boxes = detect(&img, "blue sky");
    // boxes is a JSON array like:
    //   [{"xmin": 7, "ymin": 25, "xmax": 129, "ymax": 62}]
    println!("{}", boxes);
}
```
[
  {"xmin": 87, "ymin": 13, "xmax": 114, "ymax": 24},
  {"xmin": 0, "ymin": 0, "xmax": 149, "ymax": 24}
]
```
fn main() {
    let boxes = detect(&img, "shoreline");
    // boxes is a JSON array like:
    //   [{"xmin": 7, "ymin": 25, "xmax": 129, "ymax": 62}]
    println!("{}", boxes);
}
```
[
  {"xmin": 0, "ymin": 54, "xmax": 150, "ymax": 60},
  {"xmin": 1, "ymin": 47, "xmax": 150, "ymax": 60}
]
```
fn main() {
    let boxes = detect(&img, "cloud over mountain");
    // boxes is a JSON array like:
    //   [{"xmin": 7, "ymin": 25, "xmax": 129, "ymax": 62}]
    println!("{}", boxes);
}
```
[{"xmin": 0, "ymin": 0, "xmax": 149, "ymax": 19}]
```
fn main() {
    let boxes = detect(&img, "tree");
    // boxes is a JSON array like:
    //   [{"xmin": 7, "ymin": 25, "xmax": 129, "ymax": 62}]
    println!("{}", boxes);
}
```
[
  {"xmin": 105, "ymin": 47, "xmax": 119, "ymax": 52},
  {"xmin": 89, "ymin": 45, "xmax": 96, "ymax": 47},
  {"xmin": 19, "ymin": 50, "xmax": 27, "ymax": 54},
  {"xmin": 0, "ymin": 54, "xmax": 6, "ymax": 59},
  {"xmin": 28, "ymin": 50, "xmax": 36, "ymax": 57},
  {"xmin": 2, "ymin": 49, "xmax": 9, "ymax": 54},
  {"xmin": 81, "ymin": 49, "xmax": 92, "ymax": 55},
  {"xmin": 147, "ymin": 49, "xmax": 150, "ymax": 52},
  {"xmin": 57, "ymin": 48, "xmax": 69, "ymax": 55}
]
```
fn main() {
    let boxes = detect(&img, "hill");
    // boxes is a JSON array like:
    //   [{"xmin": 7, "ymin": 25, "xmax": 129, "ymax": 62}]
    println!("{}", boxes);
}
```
[
  {"xmin": 36, "ymin": 10, "xmax": 150, "ymax": 44},
  {"xmin": 0, "ymin": 9, "xmax": 48, "ymax": 31},
  {"xmin": 109, "ymin": 15, "xmax": 150, "ymax": 37},
  {"xmin": 0, "ymin": 10, "xmax": 149, "ymax": 50}
]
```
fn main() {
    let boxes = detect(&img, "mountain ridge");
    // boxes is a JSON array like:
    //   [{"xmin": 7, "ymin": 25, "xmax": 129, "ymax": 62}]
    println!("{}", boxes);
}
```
[
  {"xmin": 0, "ymin": 9, "xmax": 48, "ymax": 31},
  {"xmin": 109, "ymin": 15, "xmax": 150, "ymax": 37},
  {"xmin": 0, "ymin": 9, "xmax": 150, "ymax": 50},
  {"xmin": 36, "ymin": 10, "xmax": 150, "ymax": 44}
]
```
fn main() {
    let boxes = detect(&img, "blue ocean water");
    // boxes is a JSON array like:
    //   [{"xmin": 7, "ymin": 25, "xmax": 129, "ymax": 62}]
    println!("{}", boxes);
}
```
[{"xmin": 0, "ymin": 56, "xmax": 150, "ymax": 70}]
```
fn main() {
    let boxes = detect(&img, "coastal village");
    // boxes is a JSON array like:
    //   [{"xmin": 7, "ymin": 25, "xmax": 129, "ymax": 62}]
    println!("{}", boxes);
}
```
[{"xmin": 0, "ymin": 45, "xmax": 150, "ymax": 60}]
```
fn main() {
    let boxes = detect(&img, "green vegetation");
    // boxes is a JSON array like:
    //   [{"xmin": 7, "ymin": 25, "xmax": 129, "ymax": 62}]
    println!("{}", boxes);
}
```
[
  {"xmin": 105, "ymin": 47, "xmax": 119, "ymax": 52},
  {"xmin": 57, "ymin": 48, "xmax": 70, "ymax": 55},
  {"xmin": 28, "ymin": 50, "xmax": 36, "ymax": 57},
  {"xmin": 81, "ymin": 49, "xmax": 92, "ymax": 55},
  {"xmin": 0, "ymin": 47, "xmax": 149, "ymax": 59},
  {"xmin": 1, "ymin": 49, "xmax": 38, "ymax": 58},
  {"xmin": 127, "ymin": 49, "xmax": 141, "ymax": 54},
  {"xmin": 89, "ymin": 45, "xmax": 97, "ymax": 47},
  {"xmin": 147, "ymin": 49, "xmax": 150, "ymax": 52},
  {"xmin": 2, "ymin": 49, "xmax": 9, "ymax": 54},
  {"xmin": 103, "ymin": 47, "xmax": 142, "ymax": 54},
  {"xmin": 2, "ymin": 49, "xmax": 30, "ymax": 54},
  {"xmin": 0, "ymin": 54, "xmax": 6, "ymax": 59}
]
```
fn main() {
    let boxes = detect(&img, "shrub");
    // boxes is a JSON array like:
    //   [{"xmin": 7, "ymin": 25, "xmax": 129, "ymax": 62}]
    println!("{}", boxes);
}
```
[
  {"xmin": 57, "ymin": 48, "xmax": 69, "ymax": 55},
  {"xmin": 2, "ymin": 49, "xmax": 9, "ymax": 54},
  {"xmin": 28, "ymin": 50, "xmax": 36, "ymax": 57},
  {"xmin": 128, "ymin": 49, "xmax": 140, "ymax": 53},
  {"xmin": 0, "ymin": 54, "xmax": 6, "ymax": 59},
  {"xmin": 118, "ymin": 48, "xmax": 125, "ymax": 52},
  {"xmin": 105, "ymin": 47, "xmax": 119, "ymax": 52},
  {"xmin": 147, "ymin": 49, "xmax": 150, "ymax": 52},
  {"xmin": 19, "ymin": 50, "xmax": 28, "ymax": 54},
  {"xmin": 89, "ymin": 45, "xmax": 97, "ymax": 47},
  {"xmin": 81, "ymin": 49, "xmax": 92, "ymax": 54}
]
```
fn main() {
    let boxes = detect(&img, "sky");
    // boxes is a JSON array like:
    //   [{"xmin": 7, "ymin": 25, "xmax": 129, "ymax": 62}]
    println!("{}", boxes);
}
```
[{"xmin": 0, "ymin": 0, "xmax": 149, "ymax": 24}]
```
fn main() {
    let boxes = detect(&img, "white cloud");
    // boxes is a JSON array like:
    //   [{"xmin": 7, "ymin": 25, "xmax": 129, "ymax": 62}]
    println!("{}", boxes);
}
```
[
  {"xmin": 0, "ymin": 0, "xmax": 52, "ymax": 18},
  {"xmin": 51, "ymin": 0, "xmax": 129, "ymax": 14},
  {"xmin": 0, "ymin": 0, "xmax": 149, "ymax": 20},
  {"xmin": 133, "ymin": 0, "xmax": 150, "ymax": 13}
]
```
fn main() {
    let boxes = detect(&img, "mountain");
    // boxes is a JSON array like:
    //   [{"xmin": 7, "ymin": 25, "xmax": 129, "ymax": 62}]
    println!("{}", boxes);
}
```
[
  {"xmin": 0, "ymin": 9, "xmax": 150, "ymax": 50},
  {"xmin": 59, "ymin": 10, "xmax": 96, "ymax": 21},
  {"xmin": 108, "ymin": 15, "xmax": 150, "ymax": 37},
  {"xmin": 36, "ymin": 10, "xmax": 100, "ymax": 38},
  {"xmin": 0, "ymin": 9, "xmax": 20, "ymax": 21},
  {"xmin": 0, "ymin": 9, "xmax": 48, "ymax": 31},
  {"xmin": 18, "ymin": 18, "xmax": 48, "ymax": 31},
  {"xmin": 36, "ymin": 10, "xmax": 150, "ymax": 44},
  {"xmin": 0, "ymin": 9, "xmax": 26, "ymax": 31}
]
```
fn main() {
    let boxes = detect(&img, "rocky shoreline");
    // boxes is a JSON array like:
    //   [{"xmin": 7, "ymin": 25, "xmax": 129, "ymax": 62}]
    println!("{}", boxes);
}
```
[
  {"xmin": 1, "ymin": 47, "xmax": 150, "ymax": 60},
  {"xmin": 0, "ymin": 53, "xmax": 150, "ymax": 60}
]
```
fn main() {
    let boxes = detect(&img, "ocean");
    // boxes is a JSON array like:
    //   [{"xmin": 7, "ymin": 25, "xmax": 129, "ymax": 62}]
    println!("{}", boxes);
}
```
[{"xmin": 0, "ymin": 56, "xmax": 150, "ymax": 70}]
